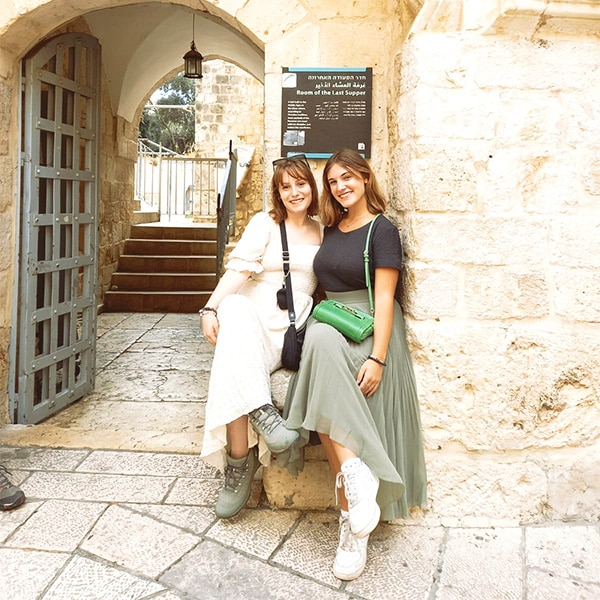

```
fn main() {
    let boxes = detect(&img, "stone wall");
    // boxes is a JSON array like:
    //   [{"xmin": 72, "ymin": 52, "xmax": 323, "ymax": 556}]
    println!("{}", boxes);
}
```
[
  {"xmin": 262, "ymin": 0, "xmax": 405, "ymax": 194},
  {"xmin": 394, "ymin": 30, "xmax": 600, "ymax": 524},
  {"xmin": 195, "ymin": 59, "xmax": 264, "ymax": 238},
  {"xmin": 195, "ymin": 59, "xmax": 264, "ymax": 154},
  {"xmin": 0, "ymin": 52, "xmax": 15, "ymax": 423},
  {"xmin": 97, "ymin": 111, "xmax": 138, "ymax": 299}
]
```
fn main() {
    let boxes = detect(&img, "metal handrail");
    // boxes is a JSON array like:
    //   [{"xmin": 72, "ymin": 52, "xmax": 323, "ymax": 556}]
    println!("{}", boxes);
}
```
[
  {"xmin": 135, "ymin": 140, "xmax": 228, "ymax": 220},
  {"xmin": 138, "ymin": 138, "xmax": 181, "ymax": 156},
  {"xmin": 216, "ymin": 141, "xmax": 238, "ymax": 278}
]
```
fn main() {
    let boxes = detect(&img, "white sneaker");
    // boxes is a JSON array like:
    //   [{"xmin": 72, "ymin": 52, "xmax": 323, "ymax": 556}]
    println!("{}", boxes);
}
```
[
  {"xmin": 333, "ymin": 513, "xmax": 369, "ymax": 580},
  {"xmin": 337, "ymin": 458, "xmax": 380, "ymax": 538}
]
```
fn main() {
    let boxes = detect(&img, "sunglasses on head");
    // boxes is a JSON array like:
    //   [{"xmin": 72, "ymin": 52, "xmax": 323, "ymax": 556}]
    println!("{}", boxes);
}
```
[{"xmin": 272, "ymin": 153, "xmax": 310, "ymax": 170}]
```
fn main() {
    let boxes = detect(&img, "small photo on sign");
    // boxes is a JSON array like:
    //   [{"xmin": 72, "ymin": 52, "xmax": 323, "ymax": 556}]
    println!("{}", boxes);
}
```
[
  {"xmin": 283, "ymin": 130, "xmax": 305, "ymax": 147},
  {"xmin": 282, "ymin": 72, "xmax": 297, "ymax": 88}
]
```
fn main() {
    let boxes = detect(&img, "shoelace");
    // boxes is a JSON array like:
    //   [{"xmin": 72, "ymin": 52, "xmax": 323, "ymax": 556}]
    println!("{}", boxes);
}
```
[
  {"xmin": 222, "ymin": 462, "xmax": 248, "ymax": 493},
  {"xmin": 249, "ymin": 405, "xmax": 281, "ymax": 435},
  {"xmin": 0, "ymin": 465, "xmax": 15, "ymax": 492},
  {"xmin": 338, "ymin": 517, "xmax": 359, "ymax": 552},
  {"xmin": 335, "ymin": 465, "xmax": 361, "ymax": 508}
]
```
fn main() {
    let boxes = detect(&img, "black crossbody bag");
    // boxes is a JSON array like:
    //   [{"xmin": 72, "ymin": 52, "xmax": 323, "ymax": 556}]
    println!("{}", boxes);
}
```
[{"xmin": 278, "ymin": 221, "xmax": 305, "ymax": 371}]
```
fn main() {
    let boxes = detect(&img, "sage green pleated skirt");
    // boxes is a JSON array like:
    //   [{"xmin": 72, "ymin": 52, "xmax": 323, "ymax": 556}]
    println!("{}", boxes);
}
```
[{"xmin": 281, "ymin": 289, "xmax": 428, "ymax": 521}]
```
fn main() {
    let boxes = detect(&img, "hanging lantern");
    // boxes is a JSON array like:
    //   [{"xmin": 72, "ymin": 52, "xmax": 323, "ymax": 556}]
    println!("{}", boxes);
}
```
[{"xmin": 183, "ymin": 15, "xmax": 203, "ymax": 79}]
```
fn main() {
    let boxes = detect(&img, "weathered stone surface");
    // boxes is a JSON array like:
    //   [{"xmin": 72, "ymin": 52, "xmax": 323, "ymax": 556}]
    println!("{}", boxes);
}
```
[
  {"xmin": 437, "ymin": 527, "xmax": 523, "ymax": 599},
  {"xmin": 263, "ymin": 451, "xmax": 336, "ymax": 510}
]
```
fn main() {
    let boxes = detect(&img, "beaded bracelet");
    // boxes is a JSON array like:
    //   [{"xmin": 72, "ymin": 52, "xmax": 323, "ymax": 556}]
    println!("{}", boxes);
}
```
[
  {"xmin": 199, "ymin": 306, "xmax": 218, "ymax": 318},
  {"xmin": 367, "ymin": 355, "xmax": 387, "ymax": 367}
]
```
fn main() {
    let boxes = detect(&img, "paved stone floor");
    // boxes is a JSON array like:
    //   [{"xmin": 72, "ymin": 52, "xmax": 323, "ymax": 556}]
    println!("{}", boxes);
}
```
[{"xmin": 1, "ymin": 312, "xmax": 600, "ymax": 599}]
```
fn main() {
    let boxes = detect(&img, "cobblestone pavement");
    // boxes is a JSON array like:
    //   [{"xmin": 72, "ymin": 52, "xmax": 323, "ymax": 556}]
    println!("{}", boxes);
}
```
[{"xmin": 1, "ymin": 313, "xmax": 599, "ymax": 599}]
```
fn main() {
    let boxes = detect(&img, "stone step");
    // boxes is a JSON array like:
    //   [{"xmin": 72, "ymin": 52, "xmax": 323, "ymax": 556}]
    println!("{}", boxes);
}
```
[
  {"xmin": 264, "ymin": 369, "xmax": 336, "ymax": 510},
  {"xmin": 103, "ymin": 290, "xmax": 211, "ymax": 313},
  {"xmin": 116, "ymin": 255, "xmax": 217, "ymax": 273},
  {"xmin": 131, "ymin": 223, "xmax": 217, "ymax": 241},
  {"xmin": 133, "ymin": 210, "xmax": 160, "ymax": 224},
  {"xmin": 109, "ymin": 272, "xmax": 217, "ymax": 291},
  {"xmin": 124, "ymin": 238, "xmax": 217, "ymax": 255},
  {"xmin": 104, "ymin": 223, "xmax": 219, "ymax": 313}
]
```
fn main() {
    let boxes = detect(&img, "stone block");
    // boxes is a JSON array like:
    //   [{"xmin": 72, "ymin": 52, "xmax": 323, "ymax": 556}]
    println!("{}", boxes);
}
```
[
  {"xmin": 411, "ymin": 266, "xmax": 459, "ymax": 319},
  {"xmin": 425, "ymin": 450, "xmax": 548, "ymax": 525},
  {"xmin": 553, "ymin": 268, "xmax": 600, "ymax": 323},
  {"xmin": 267, "ymin": 368, "xmax": 335, "ymax": 510},
  {"xmin": 550, "ymin": 217, "xmax": 600, "ymax": 269},
  {"xmin": 239, "ymin": 1, "xmax": 307, "ymax": 43},
  {"xmin": 408, "ymin": 34, "xmax": 600, "ymax": 92},
  {"xmin": 546, "ymin": 448, "xmax": 600, "ymax": 521},
  {"xmin": 464, "ymin": 266, "xmax": 549, "ymax": 319},
  {"xmin": 413, "ymin": 215, "xmax": 548, "ymax": 266},
  {"xmin": 269, "ymin": 368, "xmax": 292, "ymax": 411},
  {"xmin": 408, "ymin": 143, "xmax": 479, "ymax": 212},
  {"xmin": 263, "ymin": 447, "xmax": 336, "ymax": 511},
  {"xmin": 411, "ymin": 320, "xmax": 600, "ymax": 453},
  {"xmin": 414, "ymin": 85, "xmax": 499, "ymax": 140}
]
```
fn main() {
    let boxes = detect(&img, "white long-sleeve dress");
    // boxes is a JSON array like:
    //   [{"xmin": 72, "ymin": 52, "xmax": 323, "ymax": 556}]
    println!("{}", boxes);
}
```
[{"xmin": 201, "ymin": 212, "xmax": 320, "ymax": 471}]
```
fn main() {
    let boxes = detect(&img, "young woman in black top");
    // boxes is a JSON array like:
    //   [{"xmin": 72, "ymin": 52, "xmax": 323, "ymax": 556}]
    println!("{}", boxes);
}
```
[{"xmin": 283, "ymin": 149, "xmax": 427, "ymax": 581}]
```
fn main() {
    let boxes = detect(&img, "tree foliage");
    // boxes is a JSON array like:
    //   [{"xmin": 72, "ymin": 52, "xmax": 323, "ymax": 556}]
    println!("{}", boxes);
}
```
[{"xmin": 139, "ymin": 74, "xmax": 196, "ymax": 155}]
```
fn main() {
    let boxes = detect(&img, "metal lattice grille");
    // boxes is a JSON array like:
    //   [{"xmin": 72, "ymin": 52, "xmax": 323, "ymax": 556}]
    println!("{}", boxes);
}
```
[{"xmin": 10, "ymin": 34, "xmax": 101, "ymax": 424}]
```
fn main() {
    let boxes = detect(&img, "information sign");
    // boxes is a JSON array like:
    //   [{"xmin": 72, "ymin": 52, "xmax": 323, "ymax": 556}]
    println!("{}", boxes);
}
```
[{"xmin": 280, "ymin": 67, "xmax": 372, "ymax": 158}]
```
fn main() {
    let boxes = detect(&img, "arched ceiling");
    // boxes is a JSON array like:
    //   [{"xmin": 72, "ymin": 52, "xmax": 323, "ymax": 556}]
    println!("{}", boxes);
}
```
[{"xmin": 85, "ymin": 3, "xmax": 264, "ymax": 122}]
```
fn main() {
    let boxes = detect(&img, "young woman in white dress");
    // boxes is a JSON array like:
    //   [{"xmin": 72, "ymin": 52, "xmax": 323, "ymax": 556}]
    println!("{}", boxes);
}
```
[{"xmin": 200, "ymin": 154, "xmax": 322, "ymax": 519}]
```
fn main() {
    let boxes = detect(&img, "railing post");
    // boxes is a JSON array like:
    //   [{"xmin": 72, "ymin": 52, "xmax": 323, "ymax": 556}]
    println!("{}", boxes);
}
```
[
  {"xmin": 157, "ymin": 143, "xmax": 163, "ymax": 218},
  {"xmin": 216, "ymin": 140, "xmax": 238, "ymax": 279},
  {"xmin": 228, "ymin": 143, "xmax": 237, "ymax": 237}
]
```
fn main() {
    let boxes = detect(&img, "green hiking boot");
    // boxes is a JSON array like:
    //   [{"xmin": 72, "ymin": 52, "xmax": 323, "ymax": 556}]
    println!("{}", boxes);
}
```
[
  {"xmin": 0, "ymin": 465, "xmax": 26, "ymax": 511},
  {"xmin": 215, "ymin": 447, "xmax": 259, "ymax": 519},
  {"xmin": 248, "ymin": 403, "xmax": 299, "ymax": 454}
]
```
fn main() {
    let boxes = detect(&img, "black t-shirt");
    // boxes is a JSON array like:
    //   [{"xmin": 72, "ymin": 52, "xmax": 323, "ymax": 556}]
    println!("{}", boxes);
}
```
[{"xmin": 314, "ymin": 215, "xmax": 403, "ymax": 295}]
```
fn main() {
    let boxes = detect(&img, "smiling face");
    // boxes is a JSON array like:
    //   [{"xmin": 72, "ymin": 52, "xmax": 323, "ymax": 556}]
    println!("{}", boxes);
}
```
[
  {"xmin": 325, "ymin": 162, "xmax": 368, "ymax": 212},
  {"xmin": 270, "ymin": 158, "xmax": 319, "ymax": 222},
  {"xmin": 277, "ymin": 171, "xmax": 313, "ymax": 216}
]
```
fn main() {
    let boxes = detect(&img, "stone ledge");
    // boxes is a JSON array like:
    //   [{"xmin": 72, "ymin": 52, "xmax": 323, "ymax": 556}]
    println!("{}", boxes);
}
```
[{"xmin": 266, "ymin": 369, "xmax": 335, "ymax": 510}]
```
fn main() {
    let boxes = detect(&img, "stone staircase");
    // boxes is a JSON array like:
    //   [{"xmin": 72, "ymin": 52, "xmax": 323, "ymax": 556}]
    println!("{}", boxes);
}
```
[{"xmin": 103, "ymin": 223, "xmax": 217, "ymax": 313}]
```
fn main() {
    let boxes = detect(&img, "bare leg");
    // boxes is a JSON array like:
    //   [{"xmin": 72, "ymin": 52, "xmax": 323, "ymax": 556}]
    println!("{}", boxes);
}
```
[
  {"xmin": 227, "ymin": 415, "xmax": 249, "ymax": 458},
  {"xmin": 318, "ymin": 433, "xmax": 357, "ymax": 512}
]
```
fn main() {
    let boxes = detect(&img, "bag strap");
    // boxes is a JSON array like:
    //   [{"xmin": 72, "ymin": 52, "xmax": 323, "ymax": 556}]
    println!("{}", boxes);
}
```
[
  {"xmin": 364, "ymin": 214, "xmax": 380, "ymax": 315},
  {"xmin": 280, "ymin": 221, "xmax": 296, "ymax": 326}
]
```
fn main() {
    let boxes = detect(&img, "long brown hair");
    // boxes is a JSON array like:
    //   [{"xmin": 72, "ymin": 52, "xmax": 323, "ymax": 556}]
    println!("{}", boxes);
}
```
[
  {"xmin": 320, "ymin": 149, "xmax": 387, "ymax": 227},
  {"xmin": 269, "ymin": 157, "xmax": 319, "ymax": 224}
]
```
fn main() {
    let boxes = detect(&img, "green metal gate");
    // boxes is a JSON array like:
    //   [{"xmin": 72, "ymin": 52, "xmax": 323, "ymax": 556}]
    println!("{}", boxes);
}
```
[{"xmin": 9, "ymin": 33, "xmax": 101, "ymax": 424}]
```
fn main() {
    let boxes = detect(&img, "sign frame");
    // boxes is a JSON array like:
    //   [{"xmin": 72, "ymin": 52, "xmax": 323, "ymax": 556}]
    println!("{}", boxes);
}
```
[{"xmin": 280, "ymin": 67, "xmax": 373, "ymax": 158}]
